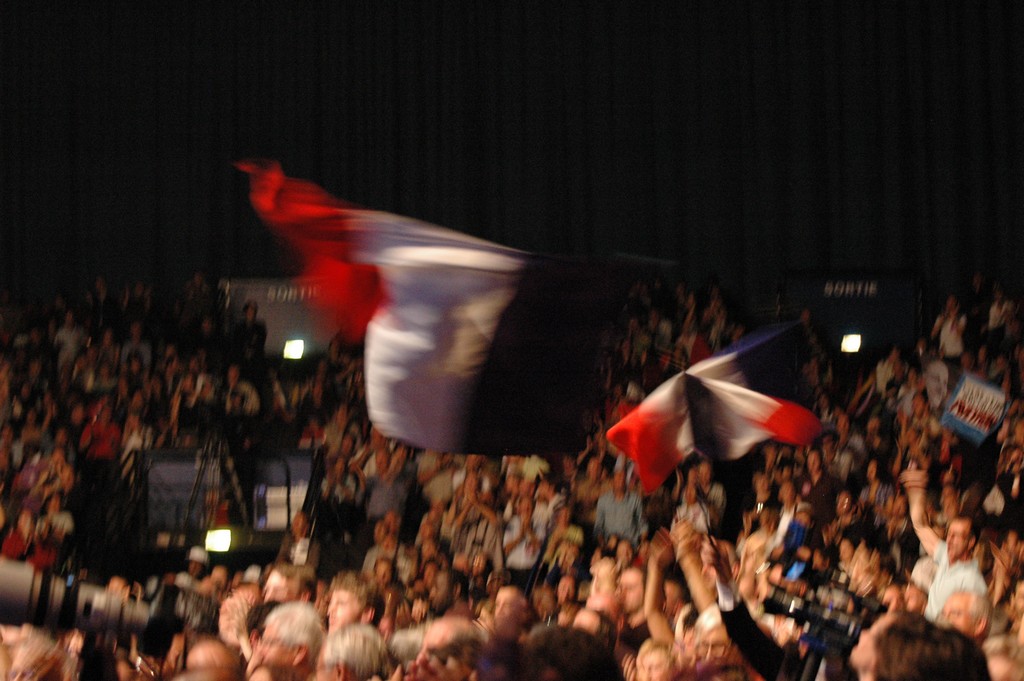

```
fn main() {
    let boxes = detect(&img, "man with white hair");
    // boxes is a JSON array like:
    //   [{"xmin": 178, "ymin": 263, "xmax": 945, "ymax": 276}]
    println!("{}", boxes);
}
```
[
  {"xmin": 247, "ymin": 601, "xmax": 325, "ymax": 679},
  {"xmin": 941, "ymin": 589, "xmax": 992, "ymax": 644},
  {"xmin": 317, "ymin": 624, "xmax": 392, "ymax": 681}
]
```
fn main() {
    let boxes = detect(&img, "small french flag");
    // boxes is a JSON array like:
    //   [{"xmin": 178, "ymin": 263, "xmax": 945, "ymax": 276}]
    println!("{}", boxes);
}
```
[{"xmin": 608, "ymin": 322, "xmax": 822, "ymax": 493}]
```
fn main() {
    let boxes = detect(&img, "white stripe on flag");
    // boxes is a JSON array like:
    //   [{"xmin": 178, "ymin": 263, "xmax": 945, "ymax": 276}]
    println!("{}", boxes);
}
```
[
  {"xmin": 697, "ymin": 377, "xmax": 777, "ymax": 459},
  {"xmin": 361, "ymin": 218, "xmax": 528, "ymax": 452},
  {"xmin": 686, "ymin": 351, "xmax": 747, "ymax": 387}
]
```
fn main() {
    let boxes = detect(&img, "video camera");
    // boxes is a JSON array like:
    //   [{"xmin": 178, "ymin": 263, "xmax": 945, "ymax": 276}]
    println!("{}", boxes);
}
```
[{"xmin": 762, "ymin": 574, "xmax": 885, "ymax": 655}]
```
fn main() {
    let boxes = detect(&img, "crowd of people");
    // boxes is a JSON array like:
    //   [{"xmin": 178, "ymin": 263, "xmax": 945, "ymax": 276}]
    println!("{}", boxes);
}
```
[{"xmin": 0, "ymin": 270, "xmax": 1023, "ymax": 680}]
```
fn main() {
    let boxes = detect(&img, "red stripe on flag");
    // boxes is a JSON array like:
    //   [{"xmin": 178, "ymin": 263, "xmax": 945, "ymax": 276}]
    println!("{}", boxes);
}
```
[
  {"xmin": 760, "ymin": 398, "xmax": 822, "ymax": 446},
  {"xmin": 607, "ymin": 401, "xmax": 686, "ymax": 494},
  {"xmin": 237, "ymin": 160, "xmax": 383, "ymax": 343}
]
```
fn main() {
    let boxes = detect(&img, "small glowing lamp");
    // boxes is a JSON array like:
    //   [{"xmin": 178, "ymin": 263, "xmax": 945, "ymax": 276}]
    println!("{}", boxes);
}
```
[
  {"xmin": 205, "ymin": 528, "xmax": 232, "ymax": 553},
  {"xmin": 283, "ymin": 339, "xmax": 305, "ymax": 360}
]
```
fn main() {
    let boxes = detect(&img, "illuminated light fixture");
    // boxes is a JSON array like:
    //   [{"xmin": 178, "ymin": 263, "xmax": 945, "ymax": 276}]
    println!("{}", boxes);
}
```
[
  {"xmin": 840, "ymin": 334, "xmax": 862, "ymax": 353},
  {"xmin": 283, "ymin": 339, "xmax": 305, "ymax": 360},
  {"xmin": 205, "ymin": 528, "xmax": 232, "ymax": 553}
]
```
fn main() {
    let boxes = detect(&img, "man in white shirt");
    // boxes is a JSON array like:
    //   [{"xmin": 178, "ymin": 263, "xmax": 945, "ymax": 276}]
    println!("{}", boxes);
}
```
[{"xmin": 901, "ymin": 469, "xmax": 987, "ymax": 620}]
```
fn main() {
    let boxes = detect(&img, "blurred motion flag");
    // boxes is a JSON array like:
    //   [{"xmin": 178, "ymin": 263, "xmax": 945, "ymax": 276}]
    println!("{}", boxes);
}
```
[
  {"xmin": 238, "ymin": 160, "xmax": 630, "ymax": 455},
  {"xmin": 607, "ymin": 322, "xmax": 822, "ymax": 493}
]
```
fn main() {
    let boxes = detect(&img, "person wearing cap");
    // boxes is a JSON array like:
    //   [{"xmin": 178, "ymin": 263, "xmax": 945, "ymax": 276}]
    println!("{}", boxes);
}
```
[
  {"xmin": 241, "ymin": 564, "xmax": 265, "ymax": 585},
  {"xmin": 176, "ymin": 546, "xmax": 209, "ymax": 589},
  {"xmin": 189, "ymin": 545, "xmax": 209, "ymax": 569}
]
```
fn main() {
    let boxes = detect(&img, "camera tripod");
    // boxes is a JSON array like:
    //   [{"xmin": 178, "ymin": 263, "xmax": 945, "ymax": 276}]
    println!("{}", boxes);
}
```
[{"xmin": 183, "ymin": 433, "xmax": 249, "ymax": 531}]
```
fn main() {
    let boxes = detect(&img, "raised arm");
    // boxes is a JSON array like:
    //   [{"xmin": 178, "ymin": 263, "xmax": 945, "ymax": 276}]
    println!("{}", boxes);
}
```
[
  {"xmin": 900, "ymin": 468, "xmax": 940, "ymax": 557},
  {"xmin": 643, "ymin": 528, "xmax": 676, "ymax": 644},
  {"xmin": 671, "ymin": 520, "xmax": 716, "ymax": 614}
]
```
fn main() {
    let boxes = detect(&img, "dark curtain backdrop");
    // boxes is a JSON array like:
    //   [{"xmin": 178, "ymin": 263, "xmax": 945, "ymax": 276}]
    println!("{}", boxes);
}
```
[{"xmin": 2, "ymin": 2, "xmax": 1023, "ymax": 315}]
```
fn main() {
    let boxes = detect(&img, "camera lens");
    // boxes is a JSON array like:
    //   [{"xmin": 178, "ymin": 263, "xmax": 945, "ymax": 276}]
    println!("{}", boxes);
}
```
[{"xmin": 0, "ymin": 561, "xmax": 150, "ymax": 638}]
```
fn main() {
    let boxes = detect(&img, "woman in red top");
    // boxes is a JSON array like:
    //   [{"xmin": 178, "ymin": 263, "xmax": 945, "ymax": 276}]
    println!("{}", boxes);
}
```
[{"xmin": 2, "ymin": 507, "xmax": 36, "ymax": 561}]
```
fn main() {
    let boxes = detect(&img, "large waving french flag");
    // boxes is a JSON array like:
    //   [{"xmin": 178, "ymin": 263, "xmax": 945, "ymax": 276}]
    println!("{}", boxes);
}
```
[
  {"xmin": 239, "ymin": 161, "xmax": 630, "ymax": 455},
  {"xmin": 607, "ymin": 322, "xmax": 821, "ymax": 492}
]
